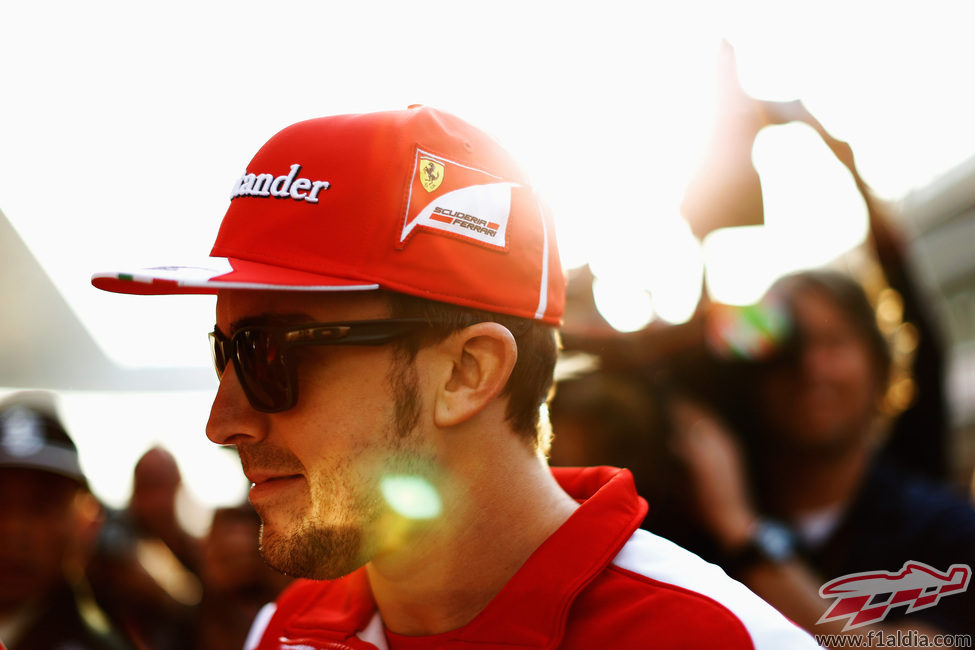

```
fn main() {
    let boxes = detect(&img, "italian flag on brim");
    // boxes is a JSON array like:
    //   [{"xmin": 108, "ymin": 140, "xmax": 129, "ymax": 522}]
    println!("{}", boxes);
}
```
[{"xmin": 91, "ymin": 258, "xmax": 380, "ymax": 295}]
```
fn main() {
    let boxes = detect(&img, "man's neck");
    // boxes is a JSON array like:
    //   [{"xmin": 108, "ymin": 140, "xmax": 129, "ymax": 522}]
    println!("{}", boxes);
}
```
[{"xmin": 365, "ymin": 440, "xmax": 578, "ymax": 637}]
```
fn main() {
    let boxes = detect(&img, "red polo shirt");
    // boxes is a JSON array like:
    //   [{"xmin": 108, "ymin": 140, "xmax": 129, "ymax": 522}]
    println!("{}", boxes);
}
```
[{"xmin": 246, "ymin": 466, "xmax": 819, "ymax": 649}]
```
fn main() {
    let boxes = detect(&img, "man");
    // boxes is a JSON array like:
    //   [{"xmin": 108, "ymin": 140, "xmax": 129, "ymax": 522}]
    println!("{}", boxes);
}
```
[
  {"xmin": 93, "ymin": 106, "xmax": 818, "ymax": 648},
  {"xmin": 670, "ymin": 270, "xmax": 975, "ymax": 643},
  {"xmin": 88, "ymin": 446, "xmax": 201, "ymax": 648},
  {"xmin": 0, "ymin": 392, "xmax": 129, "ymax": 650},
  {"xmin": 127, "ymin": 446, "xmax": 203, "ymax": 579}
]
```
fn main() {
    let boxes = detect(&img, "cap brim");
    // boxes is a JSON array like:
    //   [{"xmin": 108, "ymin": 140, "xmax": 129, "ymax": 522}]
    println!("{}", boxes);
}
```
[{"xmin": 91, "ymin": 258, "xmax": 381, "ymax": 296}]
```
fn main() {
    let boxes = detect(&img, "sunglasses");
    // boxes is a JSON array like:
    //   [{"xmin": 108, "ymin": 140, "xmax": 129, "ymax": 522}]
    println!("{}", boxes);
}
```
[{"xmin": 209, "ymin": 318, "xmax": 435, "ymax": 413}]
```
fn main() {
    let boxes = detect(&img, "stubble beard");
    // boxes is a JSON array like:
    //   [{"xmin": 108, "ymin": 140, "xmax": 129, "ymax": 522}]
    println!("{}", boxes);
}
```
[
  {"xmin": 259, "ymin": 507, "xmax": 368, "ymax": 580},
  {"xmin": 257, "ymin": 354, "xmax": 424, "ymax": 580}
]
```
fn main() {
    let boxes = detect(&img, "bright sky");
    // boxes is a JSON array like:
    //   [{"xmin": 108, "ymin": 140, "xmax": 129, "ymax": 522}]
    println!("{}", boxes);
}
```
[{"xmin": 2, "ymin": 0, "xmax": 974, "ymax": 510}]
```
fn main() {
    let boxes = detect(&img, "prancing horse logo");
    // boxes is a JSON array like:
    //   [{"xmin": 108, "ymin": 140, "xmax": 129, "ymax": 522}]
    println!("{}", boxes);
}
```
[{"xmin": 419, "ymin": 158, "xmax": 444, "ymax": 192}]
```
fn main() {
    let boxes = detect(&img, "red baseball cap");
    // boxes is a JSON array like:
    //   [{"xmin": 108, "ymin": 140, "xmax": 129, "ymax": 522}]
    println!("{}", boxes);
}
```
[{"xmin": 92, "ymin": 105, "xmax": 565, "ymax": 324}]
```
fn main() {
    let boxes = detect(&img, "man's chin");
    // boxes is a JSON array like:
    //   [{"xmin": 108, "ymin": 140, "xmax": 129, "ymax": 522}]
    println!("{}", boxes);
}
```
[{"xmin": 259, "ymin": 521, "xmax": 368, "ymax": 580}]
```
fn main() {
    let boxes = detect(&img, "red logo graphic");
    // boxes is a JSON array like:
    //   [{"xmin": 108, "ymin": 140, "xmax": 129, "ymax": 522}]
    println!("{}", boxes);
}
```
[{"xmin": 819, "ymin": 561, "xmax": 971, "ymax": 630}]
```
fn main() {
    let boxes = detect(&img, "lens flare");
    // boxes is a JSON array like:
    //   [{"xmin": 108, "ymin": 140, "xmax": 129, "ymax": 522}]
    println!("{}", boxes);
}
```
[
  {"xmin": 705, "ymin": 294, "xmax": 791, "ymax": 361},
  {"xmin": 380, "ymin": 474, "xmax": 442, "ymax": 520}
]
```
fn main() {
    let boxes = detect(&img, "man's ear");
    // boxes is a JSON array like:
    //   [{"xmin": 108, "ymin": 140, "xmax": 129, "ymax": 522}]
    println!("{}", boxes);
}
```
[{"xmin": 434, "ymin": 322, "xmax": 517, "ymax": 428}]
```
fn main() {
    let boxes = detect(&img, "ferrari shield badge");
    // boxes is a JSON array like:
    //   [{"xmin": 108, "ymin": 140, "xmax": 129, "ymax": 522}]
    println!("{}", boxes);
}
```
[{"xmin": 419, "ymin": 158, "xmax": 444, "ymax": 192}]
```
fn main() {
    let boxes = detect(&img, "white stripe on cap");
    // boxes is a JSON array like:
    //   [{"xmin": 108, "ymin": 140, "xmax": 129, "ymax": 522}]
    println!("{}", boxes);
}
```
[{"xmin": 533, "ymin": 195, "xmax": 550, "ymax": 320}]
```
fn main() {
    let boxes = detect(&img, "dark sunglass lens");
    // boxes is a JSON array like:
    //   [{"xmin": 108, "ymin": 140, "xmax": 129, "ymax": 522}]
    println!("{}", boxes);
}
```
[{"xmin": 234, "ymin": 329, "xmax": 291, "ymax": 411}]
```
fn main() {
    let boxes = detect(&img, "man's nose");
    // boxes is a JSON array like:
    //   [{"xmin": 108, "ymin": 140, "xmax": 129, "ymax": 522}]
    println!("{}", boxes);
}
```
[{"xmin": 206, "ymin": 366, "xmax": 266, "ymax": 446}]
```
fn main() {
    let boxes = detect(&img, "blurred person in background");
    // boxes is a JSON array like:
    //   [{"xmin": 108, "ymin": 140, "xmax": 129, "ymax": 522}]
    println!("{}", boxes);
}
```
[
  {"xmin": 670, "ymin": 270, "xmax": 975, "ymax": 642},
  {"xmin": 193, "ymin": 503, "xmax": 292, "ymax": 650},
  {"xmin": 128, "ymin": 446, "xmax": 204, "ymax": 578},
  {"xmin": 0, "ymin": 392, "xmax": 130, "ymax": 650},
  {"xmin": 88, "ymin": 446, "xmax": 202, "ymax": 648},
  {"xmin": 91, "ymin": 457, "xmax": 292, "ymax": 650},
  {"xmin": 547, "ymin": 370, "xmax": 678, "ymax": 532}
]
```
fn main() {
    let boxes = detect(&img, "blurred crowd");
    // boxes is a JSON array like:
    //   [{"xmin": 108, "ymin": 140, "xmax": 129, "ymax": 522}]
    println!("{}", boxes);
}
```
[
  {"xmin": 545, "ymin": 67, "xmax": 975, "ymax": 644},
  {"xmin": 552, "ymin": 262, "xmax": 975, "ymax": 642},
  {"xmin": 0, "ymin": 392, "xmax": 291, "ymax": 650}
]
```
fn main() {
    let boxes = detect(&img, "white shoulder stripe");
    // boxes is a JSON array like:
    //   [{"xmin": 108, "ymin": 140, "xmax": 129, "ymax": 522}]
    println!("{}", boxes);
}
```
[
  {"xmin": 357, "ymin": 611, "xmax": 390, "ymax": 649},
  {"xmin": 612, "ymin": 529, "xmax": 822, "ymax": 649},
  {"xmin": 244, "ymin": 602, "xmax": 277, "ymax": 650}
]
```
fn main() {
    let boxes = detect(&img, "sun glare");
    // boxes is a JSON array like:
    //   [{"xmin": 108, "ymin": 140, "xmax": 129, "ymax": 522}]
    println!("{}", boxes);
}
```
[
  {"xmin": 702, "ymin": 122, "xmax": 869, "ymax": 307},
  {"xmin": 591, "ymin": 277, "xmax": 655, "ymax": 333}
]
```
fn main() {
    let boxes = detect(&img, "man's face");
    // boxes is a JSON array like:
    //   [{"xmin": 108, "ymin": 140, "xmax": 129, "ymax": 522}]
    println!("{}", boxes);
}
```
[
  {"xmin": 206, "ymin": 290, "xmax": 434, "ymax": 580},
  {"xmin": 759, "ymin": 287, "xmax": 881, "ymax": 453},
  {"xmin": 0, "ymin": 469, "xmax": 83, "ymax": 611}
]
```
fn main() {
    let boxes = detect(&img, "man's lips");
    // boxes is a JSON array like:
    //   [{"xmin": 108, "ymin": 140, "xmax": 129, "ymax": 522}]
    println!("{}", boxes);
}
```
[
  {"xmin": 245, "ymin": 471, "xmax": 303, "ymax": 486},
  {"xmin": 244, "ymin": 470, "xmax": 305, "ymax": 501}
]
